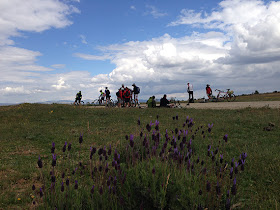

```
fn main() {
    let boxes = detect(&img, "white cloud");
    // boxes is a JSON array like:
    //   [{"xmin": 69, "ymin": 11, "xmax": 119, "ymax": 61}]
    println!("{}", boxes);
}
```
[
  {"xmin": 51, "ymin": 64, "xmax": 66, "ymax": 69},
  {"xmin": 130, "ymin": 5, "xmax": 136, "ymax": 10},
  {"xmin": 74, "ymin": 53, "xmax": 112, "ymax": 61},
  {"xmin": 79, "ymin": 34, "xmax": 88, "ymax": 44},
  {"xmin": 145, "ymin": 5, "xmax": 168, "ymax": 19}
]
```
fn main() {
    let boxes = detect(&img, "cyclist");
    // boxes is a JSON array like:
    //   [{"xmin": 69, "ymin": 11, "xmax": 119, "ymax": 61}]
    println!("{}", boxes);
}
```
[
  {"xmin": 206, "ymin": 84, "xmax": 213, "ymax": 99},
  {"xmin": 99, "ymin": 90, "xmax": 105, "ymax": 104},
  {"xmin": 105, "ymin": 87, "xmax": 111, "ymax": 106},
  {"xmin": 132, "ymin": 83, "xmax": 140, "ymax": 107},
  {"xmin": 74, "ymin": 91, "xmax": 82, "ymax": 105}
]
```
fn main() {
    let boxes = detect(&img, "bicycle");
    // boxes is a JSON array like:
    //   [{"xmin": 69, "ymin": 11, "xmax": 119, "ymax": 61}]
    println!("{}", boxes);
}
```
[
  {"xmin": 169, "ymin": 97, "xmax": 182, "ymax": 108},
  {"xmin": 215, "ymin": 89, "xmax": 236, "ymax": 102}
]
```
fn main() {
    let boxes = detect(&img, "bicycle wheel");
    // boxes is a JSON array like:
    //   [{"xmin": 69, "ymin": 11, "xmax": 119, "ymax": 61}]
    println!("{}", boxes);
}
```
[{"xmin": 226, "ymin": 94, "xmax": 236, "ymax": 102}]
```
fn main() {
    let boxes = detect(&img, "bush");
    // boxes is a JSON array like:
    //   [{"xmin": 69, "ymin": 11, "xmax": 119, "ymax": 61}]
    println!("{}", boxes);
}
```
[{"xmin": 31, "ymin": 115, "xmax": 247, "ymax": 209}]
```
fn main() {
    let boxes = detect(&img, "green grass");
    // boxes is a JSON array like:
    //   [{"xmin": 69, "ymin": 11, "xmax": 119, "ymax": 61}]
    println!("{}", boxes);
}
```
[{"xmin": 0, "ymin": 103, "xmax": 279, "ymax": 209}]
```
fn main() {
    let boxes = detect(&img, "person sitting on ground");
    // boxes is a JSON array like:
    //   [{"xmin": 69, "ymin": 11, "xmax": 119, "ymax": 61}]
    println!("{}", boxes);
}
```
[
  {"xmin": 123, "ymin": 87, "xmax": 131, "ymax": 107},
  {"xmin": 206, "ymin": 84, "xmax": 212, "ymax": 99},
  {"xmin": 99, "ymin": 90, "xmax": 105, "ymax": 104},
  {"xmin": 105, "ymin": 87, "xmax": 111, "ymax": 106},
  {"xmin": 160, "ymin": 94, "xmax": 170, "ymax": 107},
  {"xmin": 74, "ymin": 91, "xmax": 82, "ymax": 105},
  {"xmin": 147, "ymin": 96, "xmax": 156, "ymax": 108}
]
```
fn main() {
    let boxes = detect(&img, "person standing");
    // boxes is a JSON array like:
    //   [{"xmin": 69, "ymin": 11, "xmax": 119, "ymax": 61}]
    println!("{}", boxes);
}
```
[
  {"xmin": 132, "ymin": 83, "xmax": 140, "ymax": 107},
  {"xmin": 105, "ymin": 87, "xmax": 111, "ymax": 106},
  {"xmin": 123, "ymin": 87, "xmax": 131, "ymax": 107},
  {"xmin": 206, "ymin": 84, "xmax": 212, "ymax": 100},
  {"xmin": 187, "ymin": 83, "xmax": 194, "ymax": 105}
]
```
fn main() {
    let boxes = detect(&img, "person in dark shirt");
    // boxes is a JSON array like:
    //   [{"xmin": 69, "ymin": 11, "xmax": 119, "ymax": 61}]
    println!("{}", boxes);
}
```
[{"xmin": 160, "ymin": 94, "xmax": 170, "ymax": 107}]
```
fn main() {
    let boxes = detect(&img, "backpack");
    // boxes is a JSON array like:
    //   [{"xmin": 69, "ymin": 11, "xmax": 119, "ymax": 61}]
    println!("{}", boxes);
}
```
[
  {"xmin": 116, "ymin": 91, "xmax": 120, "ymax": 97},
  {"xmin": 135, "ymin": 86, "xmax": 140, "ymax": 94},
  {"xmin": 125, "ymin": 90, "xmax": 130, "ymax": 97}
]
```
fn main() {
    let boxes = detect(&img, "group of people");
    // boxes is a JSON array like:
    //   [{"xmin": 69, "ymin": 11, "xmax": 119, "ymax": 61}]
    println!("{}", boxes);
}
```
[
  {"xmin": 74, "ymin": 82, "xmax": 213, "ymax": 107},
  {"xmin": 116, "ymin": 83, "xmax": 140, "ymax": 108}
]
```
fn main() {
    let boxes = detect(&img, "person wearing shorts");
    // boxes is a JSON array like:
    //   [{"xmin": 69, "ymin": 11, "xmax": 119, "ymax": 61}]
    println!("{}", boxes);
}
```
[
  {"xmin": 123, "ymin": 87, "xmax": 131, "ymax": 107},
  {"xmin": 105, "ymin": 87, "xmax": 111, "ymax": 106}
]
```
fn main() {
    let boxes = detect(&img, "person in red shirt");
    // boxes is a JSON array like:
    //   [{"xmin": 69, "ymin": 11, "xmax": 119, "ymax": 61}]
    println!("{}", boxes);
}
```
[
  {"xmin": 206, "ymin": 84, "xmax": 212, "ymax": 99},
  {"xmin": 123, "ymin": 87, "xmax": 131, "ymax": 107}
]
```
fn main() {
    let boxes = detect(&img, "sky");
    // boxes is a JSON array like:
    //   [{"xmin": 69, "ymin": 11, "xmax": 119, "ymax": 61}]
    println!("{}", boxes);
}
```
[{"xmin": 1, "ymin": 0, "xmax": 280, "ymax": 104}]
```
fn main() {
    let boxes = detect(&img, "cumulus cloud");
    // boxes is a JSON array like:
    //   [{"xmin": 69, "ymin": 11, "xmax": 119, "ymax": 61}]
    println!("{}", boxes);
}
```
[
  {"xmin": 74, "ymin": 0, "xmax": 280, "ymax": 100},
  {"xmin": 51, "ymin": 64, "xmax": 66, "ymax": 69}
]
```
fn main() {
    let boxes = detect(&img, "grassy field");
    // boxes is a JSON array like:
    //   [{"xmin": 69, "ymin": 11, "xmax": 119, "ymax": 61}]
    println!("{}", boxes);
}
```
[{"xmin": 0, "ymin": 102, "xmax": 279, "ymax": 209}]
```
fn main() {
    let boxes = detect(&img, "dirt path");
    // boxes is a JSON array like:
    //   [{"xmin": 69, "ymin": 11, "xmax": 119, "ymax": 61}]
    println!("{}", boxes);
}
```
[
  {"xmin": 87, "ymin": 101, "xmax": 280, "ymax": 109},
  {"xmin": 179, "ymin": 101, "xmax": 280, "ymax": 109}
]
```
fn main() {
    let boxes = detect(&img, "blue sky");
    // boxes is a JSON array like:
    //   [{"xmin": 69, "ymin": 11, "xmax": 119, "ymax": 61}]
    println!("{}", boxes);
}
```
[{"xmin": 1, "ymin": 0, "xmax": 280, "ymax": 103}]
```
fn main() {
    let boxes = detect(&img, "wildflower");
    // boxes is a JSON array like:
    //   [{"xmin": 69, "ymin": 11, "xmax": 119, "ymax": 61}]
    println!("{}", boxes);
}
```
[
  {"xmin": 39, "ymin": 188, "xmax": 43, "ymax": 197},
  {"xmin": 99, "ymin": 186, "xmax": 103, "ymax": 195},
  {"xmin": 216, "ymin": 182, "xmax": 221, "ymax": 195},
  {"xmin": 130, "ymin": 134, "xmax": 134, "ymax": 148},
  {"xmin": 62, "ymin": 142, "xmax": 67, "ymax": 152},
  {"xmin": 201, "ymin": 160, "xmax": 204, "ymax": 166},
  {"xmin": 146, "ymin": 123, "xmax": 151, "ymax": 132},
  {"xmin": 51, "ymin": 142, "xmax": 55, "ymax": 153},
  {"xmin": 52, "ymin": 154, "xmax": 56, "ymax": 167},
  {"xmin": 137, "ymin": 118, "xmax": 141, "ymax": 125},
  {"xmin": 67, "ymin": 142, "xmax": 72, "ymax": 151},
  {"xmin": 242, "ymin": 152, "xmax": 248, "ymax": 160},
  {"xmin": 231, "ymin": 178, "xmax": 237, "ymax": 195},
  {"xmin": 98, "ymin": 148, "xmax": 103, "ymax": 156},
  {"xmin": 175, "ymin": 128, "xmax": 178, "ymax": 135},
  {"xmin": 207, "ymin": 123, "xmax": 213, "ymax": 133},
  {"xmin": 79, "ymin": 134, "xmax": 83, "ymax": 144},
  {"xmin": 223, "ymin": 134, "xmax": 228, "ymax": 142},
  {"xmin": 152, "ymin": 167, "xmax": 155, "ymax": 175},
  {"xmin": 17, "ymin": 198, "xmax": 21, "ymax": 201},
  {"xmin": 108, "ymin": 145, "xmax": 112, "ymax": 155},
  {"xmin": 206, "ymin": 181, "xmax": 211, "ymax": 192},
  {"xmin": 37, "ymin": 156, "xmax": 43, "ymax": 168},
  {"xmin": 172, "ymin": 116, "xmax": 175, "ymax": 120},
  {"xmin": 241, "ymin": 159, "xmax": 245, "ymax": 171},
  {"xmin": 214, "ymin": 147, "xmax": 218, "ymax": 154},
  {"xmin": 155, "ymin": 120, "xmax": 159, "ymax": 131},
  {"xmin": 33, "ymin": 201, "xmax": 36, "ymax": 205},
  {"xmin": 176, "ymin": 115, "xmax": 178, "ymax": 120},
  {"xmin": 91, "ymin": 185, "xmax": 95, "ymax": 194},
  {"xmin": 66, "ymin": 179, "xmax": 69, "ymax": 186},
  {"xmin": 235, "ymin": 162, "xmax": 239, "ymax": 174},
  {"xmin": 31, "ymin": 195, "xmax": 35, "ymax": 199},
  {"xmin": 230, "ymin": 167, "xmax": 233, "ymax": 179},
  {"xmin": 140, "ymin": 131, "xmax": 143, "ymax": 138},
  {"xmin": 225, "ymin": 198, "xmax": 231, "ymax": 210},
  {"xmin": 220, "ymin": 154, "xmax": 223, "ymax": 164},
  {"xmin": 74, "ymin": 180, "xmax": 78, "ymax": 189},
  {"xmin": 61, "ymin": 181, "xmax": 64, "ymax": 192}
]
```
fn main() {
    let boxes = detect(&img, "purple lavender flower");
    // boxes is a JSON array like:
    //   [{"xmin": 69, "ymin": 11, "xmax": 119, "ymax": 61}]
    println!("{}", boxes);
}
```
[
  {"xmin": 51, "ymin": 175, "xmax": 56, "ymax": 183},
  {"xmin": 230, "ymin": 167, "xmax": 233, "ymax": 179},
  {"xmin": 225, "ymin": 198, "xmax": 231, "ymax": 210},
  {"xmin": 220, "ymin": 154, "xmax": 223, "ymax": 164},
  {"xmin": 32, "ymin": 184, "xmax": 35, "ymax": 191},
  {"xmin": 137, "ymin": 117, "xmax": 141, "ymax": 125},
  {"xmin": 155, "ymin": 120, "xmax": 159, "ymax": 131},
  {"xmin": 62, "ymin": 172, "xmax": 65, "ymax": 179},
  {"xmin": 66, "ymin": 179, "xmax": 69, "ymax": 186},
  {"xmin": 129, "ymin": 134, "xmax": 134, "ymax": 148},
  {"xmin": 98, "ymin": 148, "xmax": 103, "ymax": 156},
  {"xmin": 52, "ymin": 154, "xmax": 56, "ymax": 167},
  {"xmin": 79, "ymin": 134, "xmax": 83, "ymax": 144},
  {"xmin": 91, "ymin": 185, "xmax": 95, "ymax": 194},
  {"xmin": 61, "ymin": 181, "xmax": 64, "ymax": 192},
  {"xmin": 152, "ymin": 167, "xmax": 156, "ymax": 175},
  {"xmin": 62, "ymin": 142, "xmax": 67, "ymax": 152},
  {"xmin": 216, "ymin": 182, "xmax": 221, "ymax": 195},
  {"xmin": 223, "ymin": 134, "xmax": 228, "ymax": 142},
  {"xmin": 67, "ymin": 142, "xmax": 72, "ymax": 151},
  {"xmin": 74, "ymin": 180, "xmax": 78, "ymax": 189},
  {"xmin": 37, "ymin": 155, "xmax": 43, "ymax": 168},
  {"xmin": 207, "ymin": 123, "xmax": 213, "ymax": 133},
  {"xmin": 99, "ymin": 186, "xmax": 103, "ymax": 195},
  {"xmin": 235, "ymin": 162, "xmax": 239, "ymax": 174},
  {"xmin": 146, "ymin": 123, "xmax": 151, "ymax": 132},
  {"xmin": 108, "ymin": 145, "xmax": 112, "ymax": 155},
  {"xmin": 231, "ymin": 178, "xmax": 237, "ymax": 195},
  {"xmin": 176, "ymin": 115, "xmax": 178, "ymax": 120},
  {"xmin": 39, "ymin": 188, "xmax": 43, "ymax": 197},
  {"xmin": 51, "ymin": 142, "xmax": 55, "ymax": 153},
  {"xmin": 206, "ymin": 181, "xmax": 211, "ymax": 192},
  {"xmin": 241, "ymin": 159, "xmax": 245, "ymax": 171}
]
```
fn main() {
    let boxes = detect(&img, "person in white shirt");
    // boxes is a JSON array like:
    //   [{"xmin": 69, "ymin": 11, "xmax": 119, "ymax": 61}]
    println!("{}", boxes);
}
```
[{"xmin": 187, "ymin": 83, "xmax": 194, "ymax": 105}]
